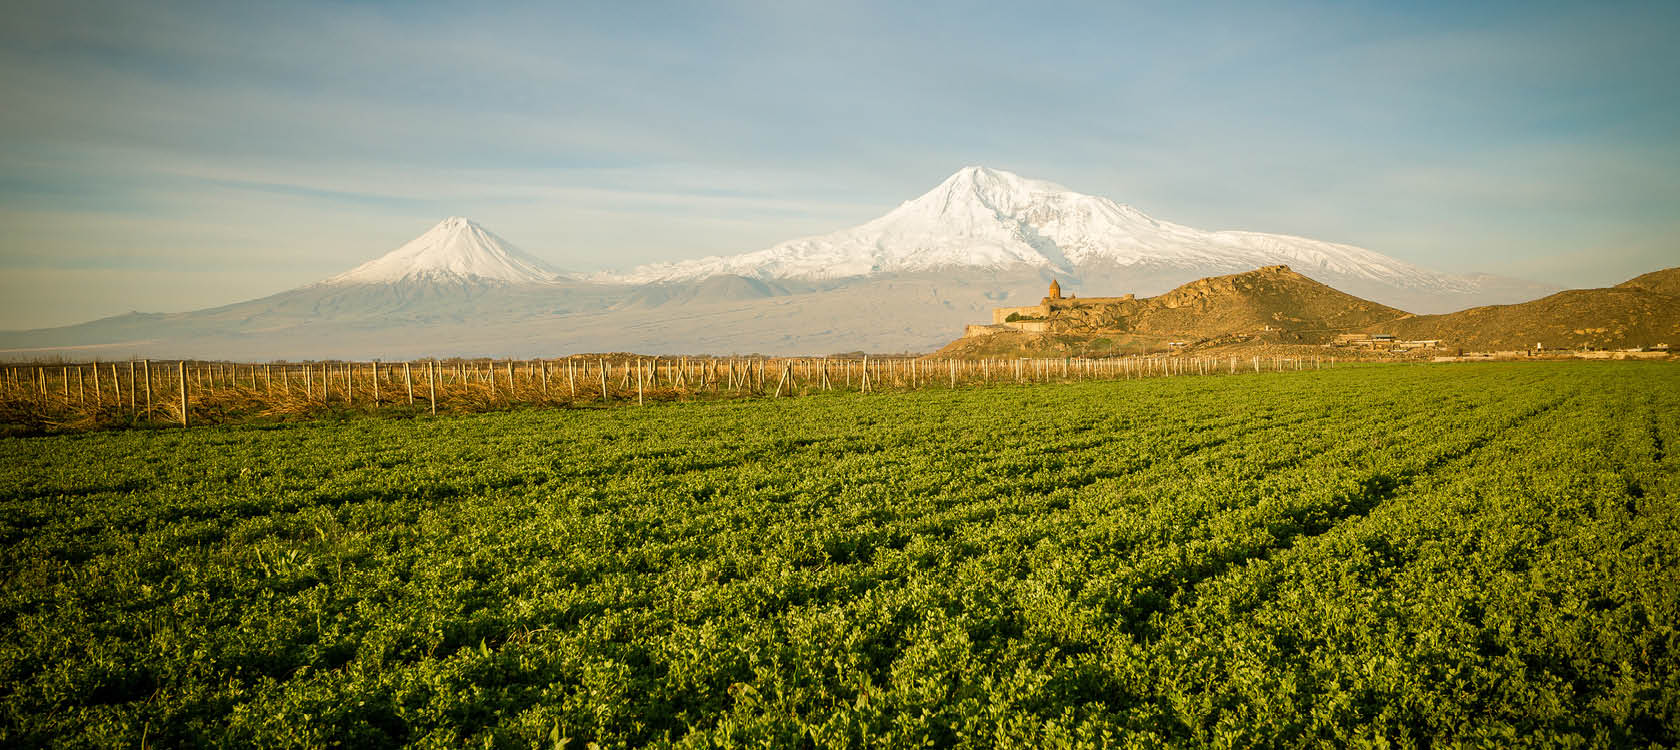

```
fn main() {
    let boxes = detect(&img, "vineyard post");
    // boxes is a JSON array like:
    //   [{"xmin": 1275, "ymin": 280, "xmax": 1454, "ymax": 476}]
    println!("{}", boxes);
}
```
[
  {"xmin": 568, "ymin": 358, "xmax": 576, "ymax": 399},
  {"xmin": 177, "ymin": 361, "xmax": 188, "ymax": 427},
  {"xmin": 404, "ymin": 362, "xmax": 413, "ymax": 405},
  {"xmin": 949, "ymin": 359, "xmax": 956, "ymax": 388},
  {"xmin": 91, "ymin": 360, "xmax": 102, "ymax": 409},
  {"xmin": 636, "ymin": 359, "xmax": 645, "ymax": 405},
  {"xmin": 427, "ymin": 360, "xmax": 437, "ymax": 415},
  {"xmin": 127, "ymin": 361, "xmax": 136, "ymax": 414},
  {"xmin": 372, "ymin": 362, "xmax": 380, "ymax": 404},
  {"xmin": 599, "ymin": 358, "xmax": 609, "ymax": 402},
  {"xmin": 505, "ymin": 361, "xmax": 514, "ymax": 403},
  {"xmin": 141, "ymin": 360, "xmax": 152, "ymax": 418},
  {"xmin": 541, "ymin": 360, "xmax": 549, "ymax": 399}
]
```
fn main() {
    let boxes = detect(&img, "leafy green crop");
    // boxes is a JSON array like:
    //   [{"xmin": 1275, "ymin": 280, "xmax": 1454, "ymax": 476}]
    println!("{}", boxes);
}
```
[{"xmin": 2, "ymin": 362, "xmax": 1675, "ymax": 747}]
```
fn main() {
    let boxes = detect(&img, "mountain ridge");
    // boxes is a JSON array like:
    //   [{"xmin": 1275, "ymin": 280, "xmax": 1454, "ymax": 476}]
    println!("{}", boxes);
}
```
[
  {"xmin": 607, "ymin": 166, "xmax": 1529, "ymax": 308},
  {"xmin": 0, "ymin": 167, "xmax": 1601, "ymax": 359}
]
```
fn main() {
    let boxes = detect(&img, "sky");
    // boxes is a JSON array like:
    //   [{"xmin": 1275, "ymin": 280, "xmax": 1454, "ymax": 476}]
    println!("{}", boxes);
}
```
[{"xmin": 1, "ymin": 0, "xmax": 1676, "ymax": 328}]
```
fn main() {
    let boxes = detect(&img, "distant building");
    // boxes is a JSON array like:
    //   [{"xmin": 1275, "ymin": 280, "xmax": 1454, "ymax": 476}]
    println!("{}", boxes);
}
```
[{"xmin": 980, "ymin": 281, "xmax": 1140, "ymax": 330}]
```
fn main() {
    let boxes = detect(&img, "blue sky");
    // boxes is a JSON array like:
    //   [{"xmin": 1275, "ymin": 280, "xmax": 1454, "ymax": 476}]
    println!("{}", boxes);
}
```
[{"xmin": 1, "ymin": 0, "xmax": 1676, "ymax": 328}]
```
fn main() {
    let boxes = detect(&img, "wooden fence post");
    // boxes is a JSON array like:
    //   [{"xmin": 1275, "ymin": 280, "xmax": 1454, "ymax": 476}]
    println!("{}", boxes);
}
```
[
  {"xmin": 420, "ymin": 360, "xmax": 432, "ymax": 414},
  {"xmin": 178, "ymin": 361, "xmax": 188, "ymax": 427}
]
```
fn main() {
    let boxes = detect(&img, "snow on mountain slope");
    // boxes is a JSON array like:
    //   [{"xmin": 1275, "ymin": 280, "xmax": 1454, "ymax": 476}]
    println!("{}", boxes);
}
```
[
  {"xmin": 325, "ymin": 217, "xmax": 564, "ymax": 285},
  {"xmin": 612, "ymin": 166, "xmax": 1476, "ymax": 294}
]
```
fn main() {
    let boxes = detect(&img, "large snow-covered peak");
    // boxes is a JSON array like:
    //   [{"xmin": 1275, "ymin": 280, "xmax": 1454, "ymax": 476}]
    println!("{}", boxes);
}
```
[
  {"xmin": 612, "ymin": 166, "xmax": 1089, "ymax": 283},
  {"xmin": 606, "ymin": 166, "xmax": 1488, "ymax": 298},
  {"xmin": 326, "ymin": 217, "xmax": 564, "ymax": 285},
  {"xmin": 911, "ymin": 165, "xmax": 1073, "ymax": 215}
]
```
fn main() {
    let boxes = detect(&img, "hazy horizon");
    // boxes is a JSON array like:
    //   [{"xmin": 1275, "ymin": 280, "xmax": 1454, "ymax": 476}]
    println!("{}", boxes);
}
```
[{"xmin": 2, "ymin": 1, "xmax": 1677, "ymax": 329}]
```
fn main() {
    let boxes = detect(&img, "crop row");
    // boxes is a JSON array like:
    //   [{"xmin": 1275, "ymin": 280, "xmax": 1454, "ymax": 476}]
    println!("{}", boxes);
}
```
[{"xmin": 0, "ymin": 362, "xmax": 1673, "ymax": 747}]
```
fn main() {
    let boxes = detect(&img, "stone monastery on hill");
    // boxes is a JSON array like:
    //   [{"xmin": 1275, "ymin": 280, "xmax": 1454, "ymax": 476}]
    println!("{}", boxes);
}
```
[{"xmin": 977, "ymin": 280, "xmax": 1136, "ymax": 335}]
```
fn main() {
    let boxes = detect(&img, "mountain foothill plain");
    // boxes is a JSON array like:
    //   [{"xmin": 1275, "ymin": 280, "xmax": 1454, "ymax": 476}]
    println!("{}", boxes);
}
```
[{"xmin": 2, "ymin": 167, "xmax": 1670, "ymax": 360}]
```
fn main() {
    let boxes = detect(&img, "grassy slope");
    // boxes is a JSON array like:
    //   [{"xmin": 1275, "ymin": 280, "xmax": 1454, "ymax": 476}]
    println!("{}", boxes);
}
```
[
  {"xmin": 1388, "ymin": 286, "xmax": 1680, "ymax": 351},
  {"xmin": 940, "ymin": 266, "xmax": 1409, "ymax": 357},
  {"xmin": 2, "ymin": 363, "xmax": 1676, "ymax": 747}
]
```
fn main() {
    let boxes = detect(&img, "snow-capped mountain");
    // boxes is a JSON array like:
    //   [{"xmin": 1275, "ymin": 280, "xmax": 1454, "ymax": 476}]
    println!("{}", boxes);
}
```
[
  {"xmin": 326, "ymin": 216, "xmax": 565, "ymax": 285},
  {"xmin": 614, "ymin": 166, "xmax": 1480, "ymax": 296},
  {"xmin": 0, "ymin": 169, "xmax": 1562, "ymax": 360}
]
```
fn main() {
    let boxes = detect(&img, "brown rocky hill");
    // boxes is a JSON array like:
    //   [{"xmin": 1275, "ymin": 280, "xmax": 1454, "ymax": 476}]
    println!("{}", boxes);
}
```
[
  {"xmin": 1616, "ymin": 266, "xmax": 1680, "ymax": 297},
  {"xmin": 937, "ymin": 264, "xmax": 1678, "ymax": 358},
  {"xmin": 1085, "ymin": 265, "xmax": 1406, "ymax": 338},
  {"xmin": 1389, "ymin": 267, "xmax": 1679, "ymax": 351},
  {"xmin": 939, "ymin": 265, "xmax": 1409, "ymax": 356}
]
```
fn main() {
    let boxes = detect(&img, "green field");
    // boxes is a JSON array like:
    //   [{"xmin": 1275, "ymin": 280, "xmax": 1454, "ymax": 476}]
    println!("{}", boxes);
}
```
[{"xmin": 3, "ymin": 362, "xmax": 1676, "ymax": 747}]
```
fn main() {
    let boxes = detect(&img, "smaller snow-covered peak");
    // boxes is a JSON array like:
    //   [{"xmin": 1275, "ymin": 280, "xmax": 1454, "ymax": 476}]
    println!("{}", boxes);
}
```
[{"xmin": 326, "ymin": 217, "xmax": 564, "ymax": 285}]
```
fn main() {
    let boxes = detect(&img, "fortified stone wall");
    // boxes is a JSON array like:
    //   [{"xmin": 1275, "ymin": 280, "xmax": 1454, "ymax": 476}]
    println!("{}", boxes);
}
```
[
  {"xmin": 965, "ymin": 321, "xmax": 1049, "ymax": 337},
  {"xmin": 992, "ymin": 306, "xmax": 1049, "ymax": 325},
  {"xmin": 1047, "ymin": 295, "xmax": 1134, "ymax": 311}
]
